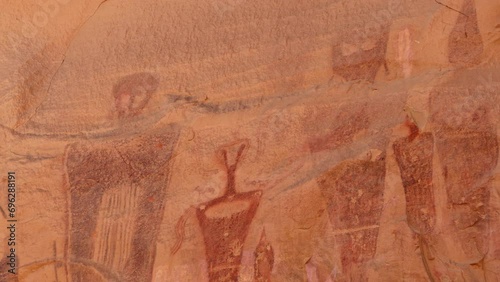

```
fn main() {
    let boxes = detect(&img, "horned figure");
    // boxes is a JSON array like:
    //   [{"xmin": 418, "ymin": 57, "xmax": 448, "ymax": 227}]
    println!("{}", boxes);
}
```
[{"xmin": 172, "ymin": 140, "xmax": 262, "ymax": 282}]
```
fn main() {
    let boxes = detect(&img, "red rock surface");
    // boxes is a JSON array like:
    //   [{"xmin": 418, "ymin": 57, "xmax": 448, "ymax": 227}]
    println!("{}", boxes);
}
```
[{"xmin": 1, "ymin": 0, "xmax": 499, "ymax": 281}]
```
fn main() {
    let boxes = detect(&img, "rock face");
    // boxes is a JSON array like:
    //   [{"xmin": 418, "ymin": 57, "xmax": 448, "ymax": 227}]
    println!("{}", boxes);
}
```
[
  {"xmin": 1, "ymin": 0, "xmax": 499, "ymax": 281},
  {"xmin": 316, "ymin": 156, "xmax": 386, "ymax": 281}
]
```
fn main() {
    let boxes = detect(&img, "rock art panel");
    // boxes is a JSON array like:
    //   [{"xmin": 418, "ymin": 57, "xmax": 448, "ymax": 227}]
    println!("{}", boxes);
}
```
[
  {"xmin": 448, "ymin": 0, "xmax": 483, "ymax": 67},
  {"xmin": 332, "ymin": 18, "xmax": 390, "ymax": 83},
  {"xmin": 434, "ymin": 132, "xmax": 497, "ymax": 262},
  {"xmin": 430, "ymin": 87, "xmax": 498, "ymax": 259},
  {"xmin": 393, "ymin": 122, "xmax": 435, "ymax": 235},
  {"xmin": 392, "ymin": 86, "xmax": 498, "ymax": 280},
  {"xmin": 254, "ymin": 229, "xmax": 274, "ymax": 282},
  {"xmin": 173, "ymin": 140, "xmax": 262, "ymax": 282},
  {"xmin": 112, "ymin": 72, "xmax": 159, "ymax": 119},
  {"xmin": 64, "ymin": 126, "xmax": 180, "ymax": 281},
  {"xmin": 316, "ymin": 156, "xmax": 386, "ymax": 280},
  {"xmin": 3, "ymin": 0, "xmax": 500, "ymax": 281}
]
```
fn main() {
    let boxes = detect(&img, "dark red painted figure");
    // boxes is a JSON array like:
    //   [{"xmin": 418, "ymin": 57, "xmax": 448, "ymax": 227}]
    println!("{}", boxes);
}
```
[{"xmin": 196, "ymin": 141, "xmax": 262, "ymax": 281}]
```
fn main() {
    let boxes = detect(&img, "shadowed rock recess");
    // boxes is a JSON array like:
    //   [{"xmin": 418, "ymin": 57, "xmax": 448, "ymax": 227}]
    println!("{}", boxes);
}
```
[{"xmin": 1, "ymin": 0, "xmax": 500, "ymax": 281}]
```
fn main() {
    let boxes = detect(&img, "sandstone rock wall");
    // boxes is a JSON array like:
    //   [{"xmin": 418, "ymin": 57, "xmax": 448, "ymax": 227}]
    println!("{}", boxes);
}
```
[{"xmin": 1, "ymin": 0, "xmax": 499, "ymax": 281}]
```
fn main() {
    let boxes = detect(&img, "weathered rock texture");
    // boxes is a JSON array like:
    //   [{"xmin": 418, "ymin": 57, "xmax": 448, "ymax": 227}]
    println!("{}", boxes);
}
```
[{"xmin": 1, "ymin": 0, "xmax": 500, "ymax": 281}]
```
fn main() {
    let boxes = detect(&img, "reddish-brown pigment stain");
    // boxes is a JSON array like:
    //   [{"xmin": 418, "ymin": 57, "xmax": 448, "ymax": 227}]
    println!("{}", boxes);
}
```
[
  {"xmin": 195, "ymin": 142, "xmax": 262, "ymax": 282},
  {"xmin": 112, "ymin": 72, "xmax": 159, "ymax": 118},
  {"xmin": 430, "ymin": 87, "xmax": 496, "ymax": 133},
  {"xmin": 337, "ymin": 228, "xmax": 379, "ymax": 279},
  {"xmin": 404, "ymin": 117, "xmax": 420, "ymax": 142},
  {"xmin": 254, "ymin": 229, "xmax": 274, "ymax": 282},
  {"xmin": 308, "ymin": 109, "xmax": 369, "ymax": 153},
  {"xmin": 430, "ymin": 86, "xmax": 498, "ymax": 259},
  {"xmin": 332, "ymin": 26, "xmax": 390, "ymax": 83},
  {"xmin": 64, "ymin": 127, "xmax": 179, "ymax": 281},
  {"xmin": 436, "ymin": 134, "xmax": 498, "ymax": 205},
  {"xmin": 393, "ymin": 132, "xmax": 436, "ymax": 234},
  {"xmin": 435, "ymin": 133, "xmax": 497, "ymax": 258},
  {"xmin": 317, "ymin": 158, "xmax": 385, "ymax": 279},
  {"xmin": 318, "ymin": 159, "xmax": 386, "ymax": 229},
  {"xmin": 448, "ymin": 0, "xmax": 483, "ymax": 67}
]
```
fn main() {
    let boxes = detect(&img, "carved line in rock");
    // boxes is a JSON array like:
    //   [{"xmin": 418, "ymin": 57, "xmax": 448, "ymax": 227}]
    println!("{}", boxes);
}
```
[{"xmin": 64, "ymin": 127, "xmax": 180, "ymax": 282}]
